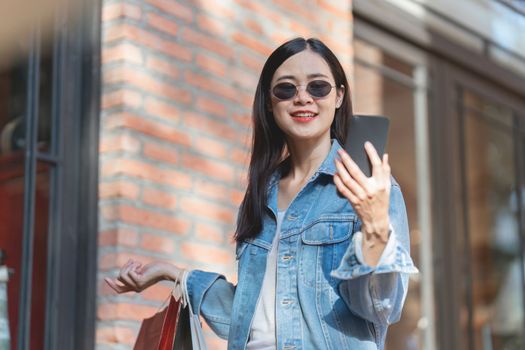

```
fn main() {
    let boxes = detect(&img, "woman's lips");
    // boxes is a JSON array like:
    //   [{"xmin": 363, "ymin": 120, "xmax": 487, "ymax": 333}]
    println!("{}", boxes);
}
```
[{"xmin": 290, "ymin": 112, "xmax": 318, "ymax": 122}]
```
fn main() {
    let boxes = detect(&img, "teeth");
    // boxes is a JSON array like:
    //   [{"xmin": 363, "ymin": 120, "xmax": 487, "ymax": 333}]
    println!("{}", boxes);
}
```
[{"xmin": 293, "ymin": 113, "xmax": 316, "ymax": 117}]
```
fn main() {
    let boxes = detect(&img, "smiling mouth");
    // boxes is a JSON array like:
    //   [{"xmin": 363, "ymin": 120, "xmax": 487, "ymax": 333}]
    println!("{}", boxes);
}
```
[{"xmin": 290, "ymin": 112, "xmax": 318, "ymax": 118}]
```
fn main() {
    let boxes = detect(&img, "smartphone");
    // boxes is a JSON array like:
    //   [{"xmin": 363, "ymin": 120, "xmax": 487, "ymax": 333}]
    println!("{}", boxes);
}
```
[{"xmin": 343, "ymin": 115, "xmax": 390, "ymax": 177}]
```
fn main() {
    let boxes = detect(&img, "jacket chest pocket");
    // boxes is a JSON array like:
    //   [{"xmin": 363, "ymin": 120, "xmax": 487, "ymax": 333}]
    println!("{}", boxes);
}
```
[{"xmin": 299, "ymin": 217, "xmax": 354, "ymax": 289}]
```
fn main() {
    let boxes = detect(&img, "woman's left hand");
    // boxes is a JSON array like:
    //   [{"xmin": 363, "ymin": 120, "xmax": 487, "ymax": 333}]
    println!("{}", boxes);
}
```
[{"xmin": 334, "ymin": 142, "xmax": 391, "ymax": 246}]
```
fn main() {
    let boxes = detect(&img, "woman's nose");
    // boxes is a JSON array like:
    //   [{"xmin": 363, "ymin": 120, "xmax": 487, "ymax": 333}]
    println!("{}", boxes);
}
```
[{"xmin": 294, "ymin": 86, "xmax": 313, "ymax": 104}]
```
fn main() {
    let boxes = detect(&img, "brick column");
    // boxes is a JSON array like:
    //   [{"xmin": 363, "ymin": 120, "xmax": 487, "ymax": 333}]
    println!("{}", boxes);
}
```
[{"xmin": 97, "ymin": 1, "xmax": 353, "ymax": 348}]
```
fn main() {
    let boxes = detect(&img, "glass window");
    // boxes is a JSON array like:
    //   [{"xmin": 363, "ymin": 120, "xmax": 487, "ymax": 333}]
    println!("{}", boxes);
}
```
[
  {"xmin": 0, "ymin": 39, "xmax": 53, "ymax": 349},
  {"xmin": 462, "ymin": 91, "xmax": 524, "ymax": 350},
  {"xmin": 354, "ymin": 38, "xmax": 425, "ymax": 350}
]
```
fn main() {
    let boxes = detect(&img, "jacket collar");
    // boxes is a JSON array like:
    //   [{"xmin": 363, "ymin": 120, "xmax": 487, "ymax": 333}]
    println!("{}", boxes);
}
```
[{"xmin": 266, "ymin": 139, "xmax": 342, "ymax": 216}]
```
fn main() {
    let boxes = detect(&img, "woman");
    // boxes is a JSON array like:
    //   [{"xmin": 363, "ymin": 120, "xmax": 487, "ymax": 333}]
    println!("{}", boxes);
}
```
[{"xmin": 106, "ymin": 37, "xmax": 418, "ymax": 350}]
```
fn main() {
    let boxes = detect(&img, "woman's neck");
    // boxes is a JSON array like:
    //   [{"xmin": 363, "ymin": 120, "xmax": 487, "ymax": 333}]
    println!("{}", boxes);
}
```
[{"xmin": 284, "ymin": 136, "xmax": 331, "ymax": 182}]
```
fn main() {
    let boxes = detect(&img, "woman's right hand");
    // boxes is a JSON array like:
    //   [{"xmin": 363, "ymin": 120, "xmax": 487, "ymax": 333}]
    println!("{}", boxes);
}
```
[{"xmin": 104, "ymin": 259, "xmax": 184, "ymax": 294}]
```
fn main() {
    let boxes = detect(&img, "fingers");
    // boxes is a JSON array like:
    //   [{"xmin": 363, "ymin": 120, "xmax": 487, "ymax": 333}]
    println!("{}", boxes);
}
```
[
  {"xmin": 118, "ymin": 261, "xmax": 139, "ymax": 289},
  {"xmin": 334, "ymin": 173, "xmax": 359, "ymax": 204},
  {"xmin": 335, "ymin": 158, "xmax": 366, "ymax": 201},
  {"xmin": 365, "ymin": 141, "xmax": 390, "ymax": 181},
  {"xmin": 105, "ymin": 277, "xmax": 133, "ymax": 294},
  {"xmin": 337, "ymin": 149, "xmax": 368, "ymax": 187}
]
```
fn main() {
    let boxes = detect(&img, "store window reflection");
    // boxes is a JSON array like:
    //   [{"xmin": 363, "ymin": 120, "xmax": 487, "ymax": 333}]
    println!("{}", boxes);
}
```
[
  {"xmin": 462, "ymin": 90, "xmax": 524, "ymax": 350},
  {"xmin": 0, "ymin": 40, "xmax": 53, "ymax": 349},
  {"xmin": 354, "ymin": 38, "xmax": 423, "ymax": 350}
]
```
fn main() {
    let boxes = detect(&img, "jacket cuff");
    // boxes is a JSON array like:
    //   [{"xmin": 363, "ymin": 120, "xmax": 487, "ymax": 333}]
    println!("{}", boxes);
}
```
[
  {"xmin": 331, "ymin": 227, "xmax": 418, "ymax": 280},
  {"xmin": 186, "ymin": 269, "xmax": 225, "ymax": 316}
]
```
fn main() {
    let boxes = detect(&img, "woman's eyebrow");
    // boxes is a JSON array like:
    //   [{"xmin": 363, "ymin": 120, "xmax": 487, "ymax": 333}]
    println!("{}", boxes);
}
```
[{"xmin": 275, "ymin": 73, "xmax": 330, "ymax": 82}]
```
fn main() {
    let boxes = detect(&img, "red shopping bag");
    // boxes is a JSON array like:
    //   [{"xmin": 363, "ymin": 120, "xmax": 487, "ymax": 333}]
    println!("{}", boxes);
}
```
[{"xmin": 134, "ymin": 295, "xmax": 181, "ymax": 350}]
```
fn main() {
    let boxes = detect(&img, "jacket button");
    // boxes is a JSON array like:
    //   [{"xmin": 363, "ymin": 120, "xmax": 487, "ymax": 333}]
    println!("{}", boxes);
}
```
[{"xmin": 282, "ymin": 255, "xmax": 293, "ymax": 261}]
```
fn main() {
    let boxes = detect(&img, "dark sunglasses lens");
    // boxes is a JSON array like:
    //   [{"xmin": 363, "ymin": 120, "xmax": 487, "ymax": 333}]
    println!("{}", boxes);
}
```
[
  {"xmin": 307, "ymin": 80, "xmax": 333, "ymax": 98},
  {"xmin": 272, "ymin": 83, "xmax": 296, "ymax": 99}
]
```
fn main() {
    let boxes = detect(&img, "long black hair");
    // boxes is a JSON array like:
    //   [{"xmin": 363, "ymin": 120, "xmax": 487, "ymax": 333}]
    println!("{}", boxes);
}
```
[{"xmin": 234, "ymin": 37, "xmax": 353, "ymax": 243}]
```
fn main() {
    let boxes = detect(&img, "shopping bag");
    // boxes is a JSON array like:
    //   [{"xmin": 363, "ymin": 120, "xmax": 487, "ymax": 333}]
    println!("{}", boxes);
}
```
[
  {"xmin": 134, "ymin": 294, "xmax": 181, "ymax": 350},
  {"xmin": 174, "ymin": 270, "xmax": 208, "ymax": 350}
]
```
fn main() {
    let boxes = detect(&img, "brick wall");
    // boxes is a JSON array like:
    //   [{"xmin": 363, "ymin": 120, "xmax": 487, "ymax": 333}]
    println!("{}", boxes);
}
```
[{"xmin": 97, "ymin": 0, "xmax": 352, "ymax": 348}]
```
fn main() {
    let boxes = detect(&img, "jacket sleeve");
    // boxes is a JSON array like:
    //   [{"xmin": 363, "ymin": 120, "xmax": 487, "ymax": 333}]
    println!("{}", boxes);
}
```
[
  {"xmin": 185, "ymin": 269, "xmax": 236, "ymax": 340},
  {"xmin": 330, "ymin": 182, "xmax": 419, "ymax": 326}
]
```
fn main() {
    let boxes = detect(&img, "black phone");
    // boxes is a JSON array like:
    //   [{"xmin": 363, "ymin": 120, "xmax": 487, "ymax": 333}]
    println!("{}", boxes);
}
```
[{"xmin": 343, "ymin": 115, "xmax": 390, "ymax": 177}]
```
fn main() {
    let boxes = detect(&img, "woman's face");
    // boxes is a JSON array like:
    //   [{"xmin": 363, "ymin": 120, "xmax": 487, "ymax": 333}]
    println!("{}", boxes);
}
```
[{"xmin": 269, "ymin": 49, "xmax": 344, "ymax": 143}]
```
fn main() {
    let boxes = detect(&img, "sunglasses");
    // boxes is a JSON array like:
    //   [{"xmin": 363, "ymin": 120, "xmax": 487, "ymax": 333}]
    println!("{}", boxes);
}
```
[{"xmin": 271, "ymin": 80, "xmax": 337, "ymax": 100}]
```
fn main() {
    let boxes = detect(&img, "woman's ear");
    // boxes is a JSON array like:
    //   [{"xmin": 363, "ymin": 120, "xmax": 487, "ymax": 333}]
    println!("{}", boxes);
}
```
[{"xmin": 336, "ymin": 85, "xmax": 345, "ymax": 109}]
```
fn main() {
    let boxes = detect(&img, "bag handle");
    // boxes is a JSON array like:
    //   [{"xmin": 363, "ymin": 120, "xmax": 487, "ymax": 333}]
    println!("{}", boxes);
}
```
[{"xmin": 180, "ymin": 270, "xmax": 194, "ymax": 315}]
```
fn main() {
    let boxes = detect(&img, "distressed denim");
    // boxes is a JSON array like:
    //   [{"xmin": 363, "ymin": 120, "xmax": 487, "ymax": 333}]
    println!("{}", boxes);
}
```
[{"xmin": 186, "ymin": 140, "xmax": 419, "ymax": 350}]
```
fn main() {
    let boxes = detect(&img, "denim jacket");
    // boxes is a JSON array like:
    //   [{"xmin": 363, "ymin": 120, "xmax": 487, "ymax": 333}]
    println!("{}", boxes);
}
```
[{"xmin": 186, "ymin": 140, "xmax": 418, "ymax": 350}]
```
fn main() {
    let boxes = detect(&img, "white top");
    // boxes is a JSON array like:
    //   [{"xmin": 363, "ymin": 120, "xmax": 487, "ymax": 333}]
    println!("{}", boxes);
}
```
[{"xmin": 246, "ymin": 210, "xmax": 285, "ymax": 350}]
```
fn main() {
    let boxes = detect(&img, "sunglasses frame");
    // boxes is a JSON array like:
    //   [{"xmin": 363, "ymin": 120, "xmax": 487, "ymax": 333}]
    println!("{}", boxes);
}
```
[{"xmin": 270, "ymin": 80, "xmax": 338, "ymax": 101}]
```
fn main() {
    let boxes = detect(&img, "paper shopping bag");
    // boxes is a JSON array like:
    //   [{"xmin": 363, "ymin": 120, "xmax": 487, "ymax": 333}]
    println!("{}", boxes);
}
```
[{"xmin": 134, "ymin": 295, "xmax": 181, "ymax": 350}]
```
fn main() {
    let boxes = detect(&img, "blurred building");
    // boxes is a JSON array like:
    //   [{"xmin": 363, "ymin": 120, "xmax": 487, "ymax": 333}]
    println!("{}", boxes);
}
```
[{"xmin": 0, "ymin": 0, "xmax": 524, "ymax": 349}]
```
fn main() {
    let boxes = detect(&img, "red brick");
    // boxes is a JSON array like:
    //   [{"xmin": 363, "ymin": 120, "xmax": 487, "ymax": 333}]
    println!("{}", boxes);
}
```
[
  {"xmin": 96, "ymin": 326, "xmax": 136, "ymax": 345},
  {"xmin": 317, "ymin": 0, "xmax": 352, "ymax": 19},
  {"xmin": 289, "ymin": 21, "xmax": 311, "ymax": 38},
  {"xmin": 195, "ymin": 54, "xmax": 227, "ymax": 78},
  {"xmin": 145, "ymin": 56, "xmax": 179, "ymax": 79},
  {"xmin": 104, "ymin": 24, "xmax": 192, "ymax": 62},
  {"xmin": 182, "ymin": 154, "xmax": 235, "ymax": 184},
  {"xmin": 244, "ymin": 19, "xmax": 264, "ymax": 35},
  {"xmin": 146, "ymin": 0, "xmax": 193, "ymax": 22},
  {"xmin": 193, "ymin": 178, "xmax": 230, "ymax": 202},
  {"xmin": 230, "ymin": 147, "xmax": 250, "ymax": 166},
  {"xmin": 99, "ymin": 133, "xmax": 141, "ymax": 154},
  {"xmin": 144, "ymin": 96, "xmax": 180, "ymax": 122},
  {"xmin": 99, "ymin": 227, "xmax": 139, "ymax": 247},
  {"xmin": 184, "ymin": 71, "xmax": 237, "ymax": 102},
  {"xmin": 140, "ymin": 233, "xmax": 175, "ymax": 254},
  {"xmin": 195, "ymin": 96, "xmax": 227, "ymax": 118},
  {"xmin": 100, "ymin": 156, "xmax": 192, "ymax": 190},
  {"xmin": 238, "ymin": 91, "xmax": 254, "ymax": 109},
  {"xmin": 181, "ymin": 28, "xmax": 234, "ymax": 59},
  {"xmin": 97, "ymin": 302, "xmax": 158, "ymax": 321},
  {"xmin": 99, "ymin": 252, "xmax": 156, "ymax": 270},
  {"xmin": 232, "ymin": 113, "xmax": 252, "ymax": 129},
  {"xmin": 180, "ymin": 242, "xmax": 232, "ymax": 265},
  {"xmin": 103, "ymin": 2, "xmax": 142, "ymax": 21},
  {"xmin": 240, "ymin": 52, "xmax": 264, "ymax": 72},
  {"xmin": 143, "ymin": 142, "xmax": 178, "ymax": 165},
  {"xmin": 147, "ymin": 12, "xmax": 179, "ymax": 37},
  {"xmin": 104, "ymin": 113, "xmax": 190, "ymax": 147},
  {"xmin": 195, "ymin": 222, "xmax": 225, "ymax": 244},
  {"xmin": 232, "ymin": 32, "xmax": 273, "ymax": 56},
  {"xmin": 199, "ymin": 0, "xmax": 235, "ymax": 19},
  {"xmin": 99, "ymin": 180, "xmax": 141, "ymax": 200},
  {"xmin": 101, "ymin": 204, "xmax": 191, "ymax": 234},
  {"xmin": 101, "ymin": 89, "xmax": 142, "ymax": 109},
  {"xmin": 234, "ymin": 0, "xmax": 284, "ymax": 26},
  {"xmin": 192, "ymin": 135, "xmax": 228, "ymax": 159},
  {"xmin": 272, "ymin": 1, "xmax": 315, "ymax": 22},
  {"xmin": 142, "ymin": 187, "xmax": 177, "ymax": 209},
  {"xmin": 104, "ymin": 66, "xmax": 191, "ymax": 104},
  {"xmin": 231, "ymin": 189, "xmax": 245, "ymax": 207},
  {"xmin": 179, "ymin": 195, "xmax": 235, "ymax": 224},
  {"xmin": 102, "ymin": 42, "xmax": 143, "ymax": 64},
  {"xmin": 140, "ymin": 283, "xmax": 173, "ymax": 302},
  {"xmin": 230, "ymin": 66, "xmax": 258, "ymax": 91},
  {"xmin": 184, "ymin": 112, "xmax": 237, "ymax": 140},
  {"xmin": 196, "ymin": 14, "xmax": 228, "ymax": 36}
]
